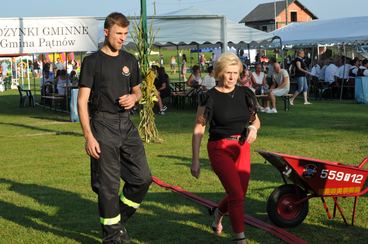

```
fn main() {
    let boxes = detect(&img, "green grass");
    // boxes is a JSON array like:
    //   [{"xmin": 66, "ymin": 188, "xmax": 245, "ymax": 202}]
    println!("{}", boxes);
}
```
[{"xmin": 0, "ymin": 90, "xmax": 368, "ymax": 243}]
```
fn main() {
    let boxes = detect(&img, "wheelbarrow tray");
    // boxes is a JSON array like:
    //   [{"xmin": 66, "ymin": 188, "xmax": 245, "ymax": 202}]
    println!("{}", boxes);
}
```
[{"xmin": 257, "ymin": 150, "xmax": 368, "ymax": 197}]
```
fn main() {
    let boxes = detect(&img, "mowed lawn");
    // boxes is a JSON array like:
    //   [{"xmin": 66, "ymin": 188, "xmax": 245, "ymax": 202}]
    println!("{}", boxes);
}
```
[{"xmin": 0, "ymin": 90, "xmax": 367, "ymax": 244}]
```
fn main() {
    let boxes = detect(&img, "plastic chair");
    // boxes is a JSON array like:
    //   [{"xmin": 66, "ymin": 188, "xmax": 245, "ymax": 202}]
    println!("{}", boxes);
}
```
[{"xmin": 17, "ymin": 85, "xmax": 35, "ymax": 107}]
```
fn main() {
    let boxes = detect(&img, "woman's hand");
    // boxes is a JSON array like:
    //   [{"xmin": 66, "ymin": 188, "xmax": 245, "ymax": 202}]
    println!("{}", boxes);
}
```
[
  {"xmin": 246, "ymin": 127, "xmax": 257, "ymax": 144},
  {"xmin": 191, "ymin": 160, "xmax": 201, "ymax": 179}
]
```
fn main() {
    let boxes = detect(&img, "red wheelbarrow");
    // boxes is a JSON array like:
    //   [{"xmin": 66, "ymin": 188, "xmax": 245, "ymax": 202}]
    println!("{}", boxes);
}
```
[{"xmin": 257, "ymin": 150, "xmax": 368, "ymax": 228}]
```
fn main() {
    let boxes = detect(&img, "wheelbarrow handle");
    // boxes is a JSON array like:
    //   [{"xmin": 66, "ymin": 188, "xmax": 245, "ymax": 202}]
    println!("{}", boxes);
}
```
[{"xmin": 358, "ymin": 157, "xmax": 368, "ymax": 169}]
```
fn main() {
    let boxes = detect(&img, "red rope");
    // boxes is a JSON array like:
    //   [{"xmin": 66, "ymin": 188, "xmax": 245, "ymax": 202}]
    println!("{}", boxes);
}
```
[{"xmin": 152, "ymin": 176, "xmax": 309, "ymax": 244}]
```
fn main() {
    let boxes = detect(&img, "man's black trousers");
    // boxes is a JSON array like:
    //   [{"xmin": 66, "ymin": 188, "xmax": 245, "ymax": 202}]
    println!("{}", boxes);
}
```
[{"xmin": 90, "ymin": 111, "xmax": 152, "ymax": 243}]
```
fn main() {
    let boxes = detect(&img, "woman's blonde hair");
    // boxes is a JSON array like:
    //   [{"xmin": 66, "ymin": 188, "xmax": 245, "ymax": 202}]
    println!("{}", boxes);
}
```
[{"xmin": 214, "ymin": 52, "xmax": 243, "ymax": 80}]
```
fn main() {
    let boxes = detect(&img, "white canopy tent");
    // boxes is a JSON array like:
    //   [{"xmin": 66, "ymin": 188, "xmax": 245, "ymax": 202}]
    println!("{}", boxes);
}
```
[
  {"xmin": 265, "ymin": 16, "xmax": 368, "ymax": 47},
  {"xmin": 98, "ymin": 7, "xmax": 271, "ymax": 49}
]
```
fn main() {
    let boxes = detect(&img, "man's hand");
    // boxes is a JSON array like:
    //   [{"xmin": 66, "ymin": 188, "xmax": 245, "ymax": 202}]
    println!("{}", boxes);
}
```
[
  {"xmin": 119, "ymin": 94, "xmax": 137, "ymax": 110},
  {"xmin": 85, "ymin": 136, "xmax": 101, "ymax": 159},
  {"xmin": 246, "ymin": 127, "xmax": 257, "ymax": 144},
  {"xmin": 191, "ymin": 160, "xmax": 201, "ymax": 179}
]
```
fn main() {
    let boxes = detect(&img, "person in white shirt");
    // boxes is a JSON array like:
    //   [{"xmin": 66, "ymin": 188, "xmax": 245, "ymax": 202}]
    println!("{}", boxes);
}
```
[
  {"xmin": 66, "ymin": 60, "xmax": 74, "ymax": 74},
  {"xmin": 264, "ymin": 62, "xmax": 290, "ymax": 114},
  {"xmin": 186, "ymin": 65, "xmax": 202, "ymax": 88},
  {"xmin": 0, "ymin": 76, "xmax": 4, "ymax": 92},
  {"xmin": 336, "ymin": 58, "xmax": 352, "ymax": 80},
  {"xmin": 251, "ymin": 63, "xmax": 267, "ymax": 93},
  {"xmin": 201, "ymin": 66, "xmax": 216, "ymax": 90},
  {"xmin": 56, "ymin": 69, "xmax": 70, "ymax": 95},
  {"xmin": 1, "ymin": 61, "xmax": 8, "ymax": 79},
  {"xmin": 251, "ymin": 63, "xmax": 268, "ymax": 110},
  {"xmin": 310, "ymin": 63, "xmax": 321, "ymax": 79},
  {"xmin": 54, "ymin": 58, "xmax": 65, "ymax": 72},
  {"xmin": 170, "ymin": 56, "xmax": 177, "ymax": 74},
  {"xmin": 324, "ymin": 59, "xmax": 339, "ymax": 84},
  {"xmin": 349, "ymin": 58, "xmax": 360, "ymax": 77}
]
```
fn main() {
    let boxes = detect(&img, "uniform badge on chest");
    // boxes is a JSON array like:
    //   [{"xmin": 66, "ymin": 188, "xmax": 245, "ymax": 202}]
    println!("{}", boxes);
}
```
[{"xmin": 122, "ymin": 66, "xmax": 131, "ymax": 77}]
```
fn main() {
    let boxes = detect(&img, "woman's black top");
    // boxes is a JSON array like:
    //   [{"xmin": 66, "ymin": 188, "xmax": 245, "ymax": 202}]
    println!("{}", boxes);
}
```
[
  {"xmin": 294, "ymin": 56, "xmax": 307, "ymax": 77},
  {"xmin": 154, "ymin": 74, "xmax": 171, "ymax": 97},
  {"xmin": 200, "ymin": 85, "xmax": 256, "ymax": 141}
]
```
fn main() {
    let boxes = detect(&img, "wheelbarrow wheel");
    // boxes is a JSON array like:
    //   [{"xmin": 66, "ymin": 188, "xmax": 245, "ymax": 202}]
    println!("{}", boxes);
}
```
[{"xmin": 267, "ymin": 184, "xmax": 308, "ymax": 228}]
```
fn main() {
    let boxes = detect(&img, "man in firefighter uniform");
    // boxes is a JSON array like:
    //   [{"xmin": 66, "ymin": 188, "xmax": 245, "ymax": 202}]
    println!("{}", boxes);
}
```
[{"xmin": 78, "ymin": 12, "xmax": 152, "ymax": 243}]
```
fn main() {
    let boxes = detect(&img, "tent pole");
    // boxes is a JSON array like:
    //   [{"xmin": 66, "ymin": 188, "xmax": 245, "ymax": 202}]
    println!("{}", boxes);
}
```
[
  {"xmin": 310, "ymin": 46, "xmax": 315, "ymax": 66},
  {"xmin": 42, "ymin": 53, "xmax": 45, "ymax": 83},
  {"xmin": 247, "ymin": 44, "xmax": 250, "ymax": 64},
  {"xmin": 53, "ymin": 53, "xmax": 55, "ymax": 74},
  {"xmin": 26, "ymin": 56, "xmax": 30, "ymax": 90},
  {"xmin": 15, "ymin": 58, "xmax": 18, "ymax": 86},
  {"xmin": 190, "ymin": 50, "xmax": 193, "ymax": 68},
  {"xmin": 32, "ymin": 55, "xmax": 36, "ymax": 96},
  {"xmin": 197, "ymin": 44, "xmax": 200, "ymax": 66},
  {"xmin": 221, "ymin": 16, "xmax": 228, "ymax": 53},
  {"xmin": 176, "ymin": 45, "xmax": 181, "ymax": 81},
  {"xmin": 278, "ymin": 37, "xmax": 284, "ymax": 69},
  {"xmin": 65, "ymin": 52, "xmax": 68, "ymax": 71},
  {"xmin": 159, "ymin": 46, "xmax": 161, "ymax": 66},
  {"xmin": 80, "ymin": 52, "xmax": 83, "ymax": 72},
  {"xmin": 10, "ymin": 59, "xmax": 13, "ymax": 85},
  {"xmin": 20, "ymin": 58, "xmax": 24, "ymax": 87},
  {"xmin": 317, "ymin": 45, "xmax": 320, "ymax": 59},
  {"xmin": 66, "ymin": 52, "xmax": 69, "ymax": 112},
  {"xmin": 339, "ymin": 44, "xmax": 347, "ymax": 101}
]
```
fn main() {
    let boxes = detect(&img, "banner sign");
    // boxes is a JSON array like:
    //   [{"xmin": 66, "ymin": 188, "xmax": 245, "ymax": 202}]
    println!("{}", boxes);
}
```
[{"xmin": 0, "ymin": 17, "xmax": 98, "ymax": 54}]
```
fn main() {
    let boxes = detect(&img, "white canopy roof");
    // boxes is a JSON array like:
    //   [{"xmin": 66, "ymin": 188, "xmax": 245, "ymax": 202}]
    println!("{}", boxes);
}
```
[
  {"xmin": 98, "ymin": 7, "xmax": 270, "ymax": 49},
  {"xmin": 268, "ymin": 16, "xmax": 368, "ymax": 47}
]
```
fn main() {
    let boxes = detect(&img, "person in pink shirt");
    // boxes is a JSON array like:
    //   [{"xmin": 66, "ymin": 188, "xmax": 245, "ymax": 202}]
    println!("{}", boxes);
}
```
[{"xmin": 238, "ymin": 66, "xmax": 253, "ymax": 89}]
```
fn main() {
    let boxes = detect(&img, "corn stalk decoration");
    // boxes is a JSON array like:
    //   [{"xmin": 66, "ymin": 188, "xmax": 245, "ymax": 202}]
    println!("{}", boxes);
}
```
[{"xmin": 131, "ymin": 17, "xmax": 161, "ymax": 143}]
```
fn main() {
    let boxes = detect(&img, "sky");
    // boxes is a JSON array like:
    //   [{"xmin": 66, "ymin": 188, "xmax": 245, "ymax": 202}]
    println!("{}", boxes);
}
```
[{"xmin": 1, "ymin": 0, "xmax": 368, "ymax": 22}]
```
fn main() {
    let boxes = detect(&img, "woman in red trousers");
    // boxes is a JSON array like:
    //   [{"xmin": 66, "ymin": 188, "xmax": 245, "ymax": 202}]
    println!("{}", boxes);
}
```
[{"xmin": 191, "ymin": 52, "xmax": 260, "ymax": 244}]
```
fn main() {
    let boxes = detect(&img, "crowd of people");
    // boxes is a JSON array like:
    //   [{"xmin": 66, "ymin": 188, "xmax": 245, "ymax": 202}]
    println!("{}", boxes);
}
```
[
  {"xmin": 152, "ymin": 58, "xmax": 217, "ymax": 116},
  {"xmin": 233, "ymin": 48, "xmax": 368, "ymax": 111},
  {"xmin": 303, "ymin": 55, "xmax": 367, "ymax": 99},
  {"xmin": 285, "ymin": 49, "xmax": 368, "ymax": 100},
  {"xmin": 41, "ymin": 58, "xmax": 79, "ymax": 96},
  {"xmin": 0, "ymin": 57, "xmax": 31, "ymax": 89},
  {"xmin": 0, "ymin": 56, "xmax": 80, "ymax": 97},
  {"xmin": 183, "ymin": 56, "xmax": 289, "ymax": 114}
]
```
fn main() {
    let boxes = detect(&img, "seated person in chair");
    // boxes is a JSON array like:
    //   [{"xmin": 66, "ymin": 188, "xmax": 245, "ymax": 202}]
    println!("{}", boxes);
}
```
[
  {"xmin": 352, "ymin": 58, "xmax": 368, "ymax": 77},
  {"xmin": 154, "ymin": 67, "xmax": 171, "ymax": 115},
  {"xmin": 56, "ymin": 69, "xmax": 70, "ymax": 96},
  {"xmin": 70, "ymin": 70, "xmax": 79, "ymax": 87},
  {"xmin": 264, "ymin": 62, "xmax": 290, "ymax": 114},
  {"xmin": 186, "ymin": 65, "xmax": 202, "ymax": 89},
  {"xmin": 201, "ymin": 66, "xmax": 216, "ymax": 91}
]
